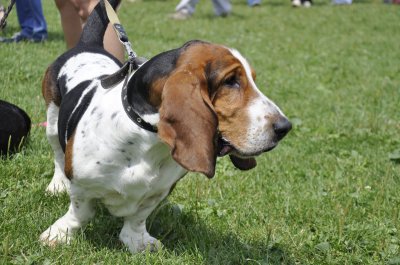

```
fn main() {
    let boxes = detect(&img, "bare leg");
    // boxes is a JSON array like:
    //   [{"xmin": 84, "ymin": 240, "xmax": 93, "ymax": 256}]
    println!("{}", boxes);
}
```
[
  {"xmin": 54, "ymin": 0, "xmax": 124, "ymax": 62},
  {"xmin": 104, "ymin": 24, "xmax": 125, "ymax": 62},
  {"xmin": 55, "ymin": 0, "xmax": 82, "ymax": 49}
]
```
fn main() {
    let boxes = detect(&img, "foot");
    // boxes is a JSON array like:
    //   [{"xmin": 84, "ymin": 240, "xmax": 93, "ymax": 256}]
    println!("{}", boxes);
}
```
[
  {"xmin": 0, "ymin": 32, "xmax": 47, "ymax": 43},
  {"xmin": 40, "ymin": 224, "xmax": 72, "ymax": 247},
  {"xmin": 292, "ymin": 0, "xmax": 301, "ymax": 6},
  {"xmin": 120, "ymin": 231, "xmax": 162, "ymax": 253},
  {"xmin": 46, "ymin": 173, "xmax": 71, "ymax": 195},
  {"xmin": 219, "ymin": 12, "xmax": 230, "ymax": 17},
  {"xmin": 249, "ymin": 1, "xmax": 261, "ymax": 6},
  {"xmin": 169, "ymin": 9, "xmax": 191, "ymax": 20},
  {"xmin": 40, "ymin": 199, "xmax": 94, "ymax": 247}
]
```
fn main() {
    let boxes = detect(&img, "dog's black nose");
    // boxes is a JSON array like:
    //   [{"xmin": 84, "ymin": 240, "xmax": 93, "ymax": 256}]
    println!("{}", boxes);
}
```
[{"xmin": 273, "ymin": 117, "xmax": 292, "ymax": 141}]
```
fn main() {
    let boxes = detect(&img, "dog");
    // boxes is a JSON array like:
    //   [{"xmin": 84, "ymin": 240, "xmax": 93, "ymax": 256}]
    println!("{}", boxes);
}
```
[
  {"xmin": 0, "ymin": 99, "xmax": 31, "ymax": 156},
  {"xmin": 40, "ymin": 0, "xmax": 291, "ymax": 253}
]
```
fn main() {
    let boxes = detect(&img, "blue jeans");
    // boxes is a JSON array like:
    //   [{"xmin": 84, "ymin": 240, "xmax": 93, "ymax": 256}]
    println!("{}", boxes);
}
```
[
  {"xmin": 16, "ymin": 0, "xmax": 47, "ymax": 40},
  {"xmin": 176, "ymin": 0, "xmax": 231, "ymax": 16},
  {"xmin": 247, "ymin": 0, "xmax": 261, "ymax": 6}
]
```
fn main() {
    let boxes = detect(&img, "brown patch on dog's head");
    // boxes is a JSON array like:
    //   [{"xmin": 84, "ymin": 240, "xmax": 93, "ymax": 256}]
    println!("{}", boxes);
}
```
[{"xmin": 157, "ymin": 41, "xmax": 263, "ymax": 177}]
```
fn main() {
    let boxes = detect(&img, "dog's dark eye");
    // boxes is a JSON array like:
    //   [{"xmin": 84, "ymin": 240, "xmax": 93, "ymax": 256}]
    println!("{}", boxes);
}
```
[{"xmin": 224, "ymin": 76, "xmax": 240, "ymax": 89}]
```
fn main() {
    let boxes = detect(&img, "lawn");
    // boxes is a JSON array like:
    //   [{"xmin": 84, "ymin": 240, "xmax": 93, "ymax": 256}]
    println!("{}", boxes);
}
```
[{"xmin": 0, "ymin": 0, "xmax": 399, "ymax": 264}]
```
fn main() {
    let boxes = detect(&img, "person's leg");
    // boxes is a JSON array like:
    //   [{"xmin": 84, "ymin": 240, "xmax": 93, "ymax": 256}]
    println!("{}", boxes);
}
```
[
  {"xmin": 28, "ymin": 0, "xmax": 48, "ymax": 41},
  {"xmin": 55, "ymin": 0, "xmax": 124, "ymax": 61},
  {"xmin": 0, "ymin": 5, "xmax": 5, "ymax": 24},
  {"xmin": 211, "ymin": 0, "xmax": 231, "ymax": 16},
  {"xmin": 55, "ymin": 0, "xmax": 83, "ymax": 48},
  {"xmin": 170, "ymin": 0, "xmax": 198, "ymax": 20},
  {"xmin": 104, "ymin": 24, "xmax": 125, "ymax": 62},
  {"xmin": 175, "ymin": 0, "xmax": 199, "ymax": 14},
  {"xmin": 247, "ymin": 0, "xmax": 261, "ymax": 6},
  {"xmin": 70, "ymin": 0, "xmax": 97, "ymax": 23},
  {"xmin": 0, "ymin": 0, "xmax": 43, "ymax": 42},
  {"xmin": 15, "ymin": 0, "xmax": 34, "ymax": 38},
  {"xmin": 73, "ymin": 0, "xmax": 124, "ymax": 61}
]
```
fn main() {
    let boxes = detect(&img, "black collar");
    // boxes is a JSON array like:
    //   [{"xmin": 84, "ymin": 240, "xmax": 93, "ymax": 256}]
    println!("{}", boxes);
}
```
[
  {"xmin": 101, "ymin": 60, "xmax": 158, "ymax": 133},
  {"xmin": 121, "ymin": 81, "xmax": 158, "ymax": 133}
]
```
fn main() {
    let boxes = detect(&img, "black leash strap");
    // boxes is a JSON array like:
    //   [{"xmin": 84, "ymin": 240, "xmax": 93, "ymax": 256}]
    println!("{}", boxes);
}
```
[
  {"xmin": 101, "ymin": 0, "xmax": 157, "ymax": 133},
  {"xmin": 103, "ymin": 0, "xmax": 136, "ymax": 63},
  {"xmin": 0, "ymin": 0, "xmax": 16, "ymax": 30}
]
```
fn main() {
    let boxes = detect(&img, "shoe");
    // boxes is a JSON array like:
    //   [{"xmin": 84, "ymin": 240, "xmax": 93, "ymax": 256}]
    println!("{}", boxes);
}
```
[
  {"xmin": 219, "ymin": 12, "xmax": 230, "ymax": 17},
  {"xmin": 169, "ymin": 9, "xmax": 191, "ymax": 20},
  {"xmin": 0, "ymin": 32, "xmax": 47, "ymax": 43},
  {"xmin": 249, "ymin": 1, "xmax": 261, "ymax": 7},
  {"xmin": 31, "ymin": 34, "xmax": 47, "ymax": 43},
  {"xmin": 292, "ymin": 0, "xmax": 301, "ymax": 6},
  {"xmin": 302, "ymin": 0, "xmax": 312, "ymax": 7}
]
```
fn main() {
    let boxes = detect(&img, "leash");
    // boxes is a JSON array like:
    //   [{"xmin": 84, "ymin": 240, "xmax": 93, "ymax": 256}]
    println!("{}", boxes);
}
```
[
  {"xmin": 101, "ymin": 0, "xmax": 157, "ymax": 133},
  {"xmin": 0, "ymin": 0, "xmax": 16, "ymax": 30},
  {"xmin": 103, "ymin": 0, "xmax": 136, "ymax": 63}
]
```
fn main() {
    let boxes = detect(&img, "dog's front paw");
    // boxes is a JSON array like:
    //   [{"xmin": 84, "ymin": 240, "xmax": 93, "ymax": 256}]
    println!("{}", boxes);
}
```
[
  {"xmin": 120, "ymin": 232, "xmax": 162, "ymax": 253},
  {"xmin": 39, "ymin": 225, "xmax": 71, "ymax": 247},
  {"xmin": 46, "ymin": 175, "xmax": 70, "ymax": 195},
  {"xmin": 138, "ymin": 236, "xmax": 163, "ymax": 253}
]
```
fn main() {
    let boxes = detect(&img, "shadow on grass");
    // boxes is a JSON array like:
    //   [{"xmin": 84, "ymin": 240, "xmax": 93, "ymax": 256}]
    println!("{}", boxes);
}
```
[
  {"xmin": 83, "ymin": 202, "xmax": 294, "ymax": 264},
  {"xmin": 47, "ymin": 31, "xmax": 66, "ymax": 43}
]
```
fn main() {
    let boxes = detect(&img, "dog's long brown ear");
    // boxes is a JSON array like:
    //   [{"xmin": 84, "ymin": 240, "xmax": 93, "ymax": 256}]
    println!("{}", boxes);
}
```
[{"xmin": 158, "ymin": 70, "xmax": 218, "ymax": 178}]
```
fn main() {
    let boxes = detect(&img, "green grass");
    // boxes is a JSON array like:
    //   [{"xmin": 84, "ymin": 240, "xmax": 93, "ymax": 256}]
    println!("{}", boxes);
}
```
[{"xmin": 1, "ymin": 0, "xmax": 399, "ymax": 264}]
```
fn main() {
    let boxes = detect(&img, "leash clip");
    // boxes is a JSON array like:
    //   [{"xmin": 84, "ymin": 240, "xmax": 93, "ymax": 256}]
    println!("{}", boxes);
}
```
[
  {"xmin": 103, "ymin": 0, "xmax": 137, "ymax": 64},
  {"xmin": 113, "ymin": 23, "xmax": 137, "ymax": 63},
  {"xmin": 101, "ymin": 0, "xmax": 157, "ymax": 133}
]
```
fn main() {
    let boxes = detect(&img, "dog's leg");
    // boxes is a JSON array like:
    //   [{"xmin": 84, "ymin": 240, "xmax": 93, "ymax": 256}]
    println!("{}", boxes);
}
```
[
  {"xmin": 40, "ymin": 196, "xmax": 95, "ymax": 246},
  {"xmin": 45, "ymin": 103, "xmax": 70, "ymax": 194},
  {"xmin": 119, "ymin": 197, "xmax": 166, "ymax": 253},
  {"xmin": 120, "ymin": 215, "xmax": 162, "ymax": 253}
]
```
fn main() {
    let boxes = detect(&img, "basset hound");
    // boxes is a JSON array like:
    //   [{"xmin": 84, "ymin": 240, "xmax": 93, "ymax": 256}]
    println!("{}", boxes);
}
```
[{"xmin": 40, "ymin": 0, "xmax": 292, "ymax": 253}]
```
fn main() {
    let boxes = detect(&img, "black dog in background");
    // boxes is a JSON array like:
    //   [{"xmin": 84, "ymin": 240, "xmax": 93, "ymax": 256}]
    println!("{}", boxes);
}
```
[{"xmin": 0, "ymin": 100, "xmax": 31, "ymax": 156}]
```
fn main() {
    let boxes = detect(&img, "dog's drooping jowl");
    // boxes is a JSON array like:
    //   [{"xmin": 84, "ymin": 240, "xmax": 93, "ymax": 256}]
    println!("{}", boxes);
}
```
[{"xmin": 40, "ymin": 0, "xmax": 291, "ymax": 253}]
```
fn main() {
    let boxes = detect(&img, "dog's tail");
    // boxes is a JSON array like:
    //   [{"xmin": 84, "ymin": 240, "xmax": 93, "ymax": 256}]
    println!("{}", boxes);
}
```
[{"xmin": 78, "ymin": 0, "xmax": 121, "ymax": 47}]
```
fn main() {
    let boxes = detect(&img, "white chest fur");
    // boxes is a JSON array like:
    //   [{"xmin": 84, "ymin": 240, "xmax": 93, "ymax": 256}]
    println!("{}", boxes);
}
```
[{"xmin": 71, "ymin": 82, "xmax": 187, "ymax": 217}]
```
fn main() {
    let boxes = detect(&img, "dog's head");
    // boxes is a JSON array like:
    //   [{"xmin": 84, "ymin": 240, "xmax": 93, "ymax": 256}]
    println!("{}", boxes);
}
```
[{"xmin": 137, "ymin": 40, "xmax": 291, "ymax": 177}]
